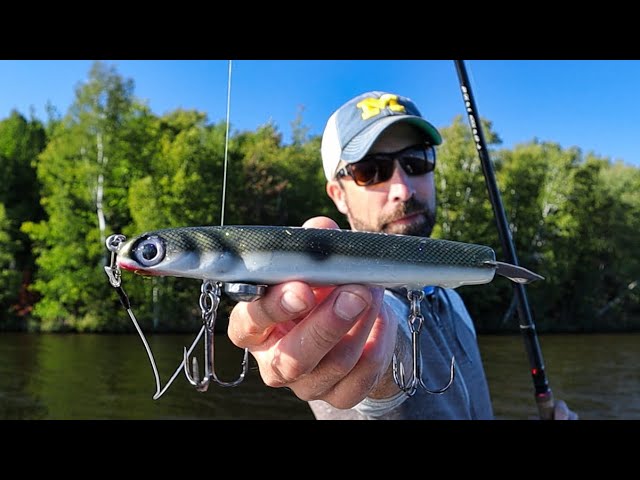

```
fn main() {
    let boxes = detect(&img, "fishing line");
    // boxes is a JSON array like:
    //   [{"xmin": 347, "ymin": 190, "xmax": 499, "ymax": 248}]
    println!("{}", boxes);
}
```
[
  {"xmin": 125, "ymin": 305, "xmax": 205, "ymax": 400},
  {"xmin": 220, "ymin": 60, "xmax": 232, "ymax": 227},
  {"xmin": 154, "ymin": 60, "xmax": 236, "ymax": 398},
  {"xmin": 104, "ymin": 61, "xmax": 240, "ymax": 400}
]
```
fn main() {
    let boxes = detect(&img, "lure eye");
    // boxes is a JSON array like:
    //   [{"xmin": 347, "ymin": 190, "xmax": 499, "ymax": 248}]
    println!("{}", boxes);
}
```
[{"xmin": 133, "ymin": 236, "xmax": 166, "ymax": 267}]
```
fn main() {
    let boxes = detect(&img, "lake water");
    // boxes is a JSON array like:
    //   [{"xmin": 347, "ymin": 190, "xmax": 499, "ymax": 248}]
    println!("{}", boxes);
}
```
[{"xmin": 0, "ymin": 331, "xmax": 638, "ymax": 420}]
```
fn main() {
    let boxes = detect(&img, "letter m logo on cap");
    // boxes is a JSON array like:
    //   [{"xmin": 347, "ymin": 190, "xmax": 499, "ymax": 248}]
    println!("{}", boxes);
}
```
[{"xmin": 356, "ymin": 94, "xmax": 406, "ymax": 120}]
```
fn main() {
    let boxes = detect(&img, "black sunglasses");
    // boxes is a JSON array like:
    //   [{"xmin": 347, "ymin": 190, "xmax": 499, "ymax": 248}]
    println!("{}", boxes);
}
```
[{"xmin": 335, "ymin": 144, "xmax": 436, "ymax": 187}]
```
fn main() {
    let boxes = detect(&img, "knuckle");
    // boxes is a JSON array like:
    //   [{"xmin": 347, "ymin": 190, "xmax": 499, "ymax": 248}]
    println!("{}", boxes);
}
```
[
  {"xmin": 323, "ymin": 353, "xmax": 356, "ymax": 380},
  {"xmin": 307, "ymin": 322, "xmax": 339, "ymax": 351},
  {"xmin": 269, "ymin": 352, "xmax": 309, "ymax": 385},
  {"xmin": 295, "ymin": 389, "xmax": 321, "ymax": 403},
  {"xmin": 226, "ymin": 319, "xmax": 248, "ymax": 347},
  {"xmin": 245, "ymin": 319, "xmax": 271, "ymax": 340},
  {"xmin": 358, "ymin": 345, "xmax": 387, "ymax": 372},
  {"xmin": 326, "ymin": 387, "xmax": 366, "ymax": 410},
  {"xmin": 228, "ymin": 304, "xmax": 271, "ymax": 347},
  {"xmin": 262, "ymin": 374, "xmax": 287, "ymax": 389}
]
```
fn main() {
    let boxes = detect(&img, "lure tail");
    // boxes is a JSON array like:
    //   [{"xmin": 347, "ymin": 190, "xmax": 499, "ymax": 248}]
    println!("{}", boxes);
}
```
[{"xmin": 486, "ymin": 261, "xmax": 544, "ymax": 284}]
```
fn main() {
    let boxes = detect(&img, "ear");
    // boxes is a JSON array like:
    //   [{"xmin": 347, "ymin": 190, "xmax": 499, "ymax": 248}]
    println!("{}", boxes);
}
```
[{"xmin": 326, "ymin": 180, "xmax": 349, "ymax": 215}]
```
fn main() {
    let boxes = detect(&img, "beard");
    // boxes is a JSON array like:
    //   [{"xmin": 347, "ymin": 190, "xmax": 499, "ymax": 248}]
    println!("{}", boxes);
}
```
[{"xmin": 347, "ymin": 196, "xmax": 436, "ymax": 237}]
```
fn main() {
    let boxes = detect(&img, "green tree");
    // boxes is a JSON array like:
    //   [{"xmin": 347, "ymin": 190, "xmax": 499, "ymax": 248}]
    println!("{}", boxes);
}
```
[
  {"xmin": 496, "ymin": 143, "xmax": 640, "ymax": 332},
  {"xmin": 434, "ymin": 115, "xmax": 506, "ymax": 330},
  {"xmin": 0, "ymin": 111, "xmax": 47, "ymax": 237},
  {"xmin": 597, "ymin": 162, "xmax": 640, "ymax": 326},
  {"xmin": 495, "ymin": 141, "xmax": 581, "ymax": 331},
  {"xmin": 557, "ymin": 156, "xmax": 640, "ymax": 330},
  {"xmin": 0, "ymin": 111, "xmax": 47, "ymax": 328},
  {"xmin": 125, "ymin": 110, "xmax": 229, "ymax": 331},
  {"xmin": 23, "ymin": 61, "xmax": 156, "ymax": 332},
  {"xmin": 0, "ymin": 203, "xmax": 20, "ymax": 326},
  {"xmin": 14, "ymin": 61, "xmax": 640, "ymax": 335}
]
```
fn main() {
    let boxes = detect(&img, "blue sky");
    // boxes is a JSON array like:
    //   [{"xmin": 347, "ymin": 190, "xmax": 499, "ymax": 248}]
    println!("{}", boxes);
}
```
[{"xmin": 1, "ymin": 60, "xmax": 638, "ymax": 167}]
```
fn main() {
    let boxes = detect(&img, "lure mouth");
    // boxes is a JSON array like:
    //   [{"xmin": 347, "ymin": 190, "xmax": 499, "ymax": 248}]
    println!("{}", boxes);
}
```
[
  {"xmin": 117, "ymin": 260, "xmax": 136, "ymax": 271},
  {"xmin": 116, "ymin": 259, "xmax": 163, "ymax": 276}
]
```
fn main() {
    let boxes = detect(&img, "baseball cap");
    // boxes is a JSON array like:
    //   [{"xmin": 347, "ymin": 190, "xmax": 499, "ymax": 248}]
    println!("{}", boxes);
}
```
[{"xmin": 321, "ymin": 91, "xmax": 442, "ymax": 181}]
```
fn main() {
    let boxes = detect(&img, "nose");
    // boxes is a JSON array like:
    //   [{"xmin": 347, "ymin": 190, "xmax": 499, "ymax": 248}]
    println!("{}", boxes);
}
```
[{"xmin": 387, "ymin": 160, "xmax": 415, "ymax": 202}]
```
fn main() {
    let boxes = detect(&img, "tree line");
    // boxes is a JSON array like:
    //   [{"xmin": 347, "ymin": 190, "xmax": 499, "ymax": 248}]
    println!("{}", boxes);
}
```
[{"xmin": 1, "ymin": 61, "xmax": 638, "ymax": 334}]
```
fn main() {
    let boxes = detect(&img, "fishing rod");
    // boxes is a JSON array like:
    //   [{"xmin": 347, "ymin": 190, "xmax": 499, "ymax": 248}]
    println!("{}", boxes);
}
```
[{"xmin": 453, "ymin": 60, "xmax": 555, "ymax": 420}]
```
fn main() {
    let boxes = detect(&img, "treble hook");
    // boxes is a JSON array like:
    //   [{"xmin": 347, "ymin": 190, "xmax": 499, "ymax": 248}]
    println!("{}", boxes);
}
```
[
  {"xmin": 392, "ymin": 289, "xmax": 455, "ymax": 396},
  {"xmin": 183, "ymin": 280, "xmax": 249, "ymax": 391}
]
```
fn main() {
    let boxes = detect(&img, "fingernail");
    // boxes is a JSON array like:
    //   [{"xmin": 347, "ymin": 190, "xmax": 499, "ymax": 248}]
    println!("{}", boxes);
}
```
[
  {"xmin": 281, "ymin": 290, "xmax": 308, "ymax": 314},
  {"xmin": 334, "ymin": 291, "xmax": 367, "ymax": 321}
]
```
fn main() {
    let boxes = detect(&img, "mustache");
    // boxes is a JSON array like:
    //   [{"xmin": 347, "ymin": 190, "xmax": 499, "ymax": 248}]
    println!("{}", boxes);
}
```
[
  {"xmin": 379, "ymin": 197, "xmax": 436, "ymax": 237},
  {"xmin": 381, "ymin": 197, "xmax": 431, "ymax": 225}
]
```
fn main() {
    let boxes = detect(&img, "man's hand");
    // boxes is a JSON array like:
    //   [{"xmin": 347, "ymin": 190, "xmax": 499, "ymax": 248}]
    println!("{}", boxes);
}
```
[{"xmin": 227, "ymin": 216, "xmax": 401, "ymax": 409}]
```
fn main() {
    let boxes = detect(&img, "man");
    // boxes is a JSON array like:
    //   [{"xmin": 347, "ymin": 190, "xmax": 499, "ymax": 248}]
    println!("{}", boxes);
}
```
[{"xmin": 227, "ymin": 91, "xmax": 578, "ymax": 420}]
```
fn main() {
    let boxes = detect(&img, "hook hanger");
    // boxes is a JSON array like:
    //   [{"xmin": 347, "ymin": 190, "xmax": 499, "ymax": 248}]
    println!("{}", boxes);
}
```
[{"xmin": 183, "ymin": 280, "xmax": 251, "ymax": 391}]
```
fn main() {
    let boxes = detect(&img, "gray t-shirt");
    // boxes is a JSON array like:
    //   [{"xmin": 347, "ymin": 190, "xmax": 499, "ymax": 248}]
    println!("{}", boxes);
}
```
[{"xmin": 309, "ymin": 287, "xmax": 494, "ymax": 420}]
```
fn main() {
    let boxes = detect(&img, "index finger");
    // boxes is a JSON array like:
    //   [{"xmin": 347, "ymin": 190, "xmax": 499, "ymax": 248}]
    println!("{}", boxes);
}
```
[{"xmin": 228, "ymin": 216, "xmax": 341, "ymax": 348}]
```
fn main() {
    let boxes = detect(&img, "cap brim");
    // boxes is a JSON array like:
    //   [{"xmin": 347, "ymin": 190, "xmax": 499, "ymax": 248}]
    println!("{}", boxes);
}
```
[{"xmin": 341, "ymin": 115, "xmax": 442, "ymax": 163}]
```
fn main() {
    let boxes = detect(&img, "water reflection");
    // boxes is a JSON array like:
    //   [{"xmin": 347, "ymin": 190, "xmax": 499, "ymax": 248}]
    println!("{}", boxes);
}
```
[
  {"xmin": 1, "ymin": 332, "xmax": 638, "ymax": 419},
  {"xmin": 0, "ymin": 333, "xmax": 313, "ymax": 420},
  {"xmin": 479, "ymin": 333, "xmax": 640, "ymax": 420}
]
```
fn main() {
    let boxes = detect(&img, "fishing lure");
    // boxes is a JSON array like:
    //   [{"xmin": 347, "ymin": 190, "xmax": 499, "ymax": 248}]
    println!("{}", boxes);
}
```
[
  {"xmin": 115, "ymin": 225, "xmax": 543, "ymax": 289},
  {"xmin": 106, "ymin": 225, "xmax": 543, "ymax": 398}
]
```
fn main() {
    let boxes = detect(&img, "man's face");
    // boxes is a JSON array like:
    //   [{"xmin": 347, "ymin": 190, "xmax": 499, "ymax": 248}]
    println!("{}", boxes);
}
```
[{"xmin": 326, "ymin": 122, "xmax": 437, "ymax": 237}]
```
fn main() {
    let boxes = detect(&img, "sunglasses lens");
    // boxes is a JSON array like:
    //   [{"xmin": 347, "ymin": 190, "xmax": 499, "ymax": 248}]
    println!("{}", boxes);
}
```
[
  {"xmin": 400, "ymin": 146, "xmax": 435, "ymax": 175},
  {"xmin": 341, "ymin": 145, "xmax": 436, "ymax": 186},
  {"xmin": 401, "ymin": 155, "xmax": 431, "ymax": 175},
  {"xmin": 351, "ymin": 159, "xmax": 393, "ymax": 186}
]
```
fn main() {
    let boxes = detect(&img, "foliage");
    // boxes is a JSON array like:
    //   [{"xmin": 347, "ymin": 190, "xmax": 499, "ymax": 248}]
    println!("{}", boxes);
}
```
[
  {"xmin": 433, "ymin": 116, "xmax": 505, "ymax": 329},
  {"xmin": 2, "ymin": 61, "xmax": 639, "ymax": 333},
  {"xmin": 0, "ymin": 111, "xmax": 47, "ymax": 328},
  {"xmin": 0, "ymin": 203, "xmax": 20, "ymax": 325},
  {"xmin": 22, "ymin": 62, "xmax": 156, "ymax": 332}
]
